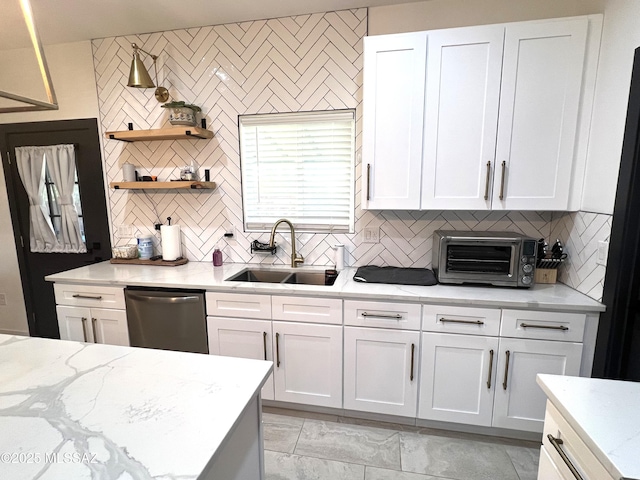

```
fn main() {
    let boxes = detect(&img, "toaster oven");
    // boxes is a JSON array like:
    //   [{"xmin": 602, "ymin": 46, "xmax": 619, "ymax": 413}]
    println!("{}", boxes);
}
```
[{"xmin": 432, "ymin": 231, "xmax": 538, "ymax": 288}]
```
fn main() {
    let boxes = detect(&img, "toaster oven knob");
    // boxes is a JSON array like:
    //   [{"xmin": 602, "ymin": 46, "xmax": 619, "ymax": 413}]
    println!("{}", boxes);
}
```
[
  {"xmin": 521, "ymin": 256, "xmax": 528, "ymax": 263},
  {"xmin": 522, "ymin": 263, "xmax": 533, "ymax": 274},
  {"xmin": 521, "ymin": 275, "xmax": 533, "ymax": 285}
]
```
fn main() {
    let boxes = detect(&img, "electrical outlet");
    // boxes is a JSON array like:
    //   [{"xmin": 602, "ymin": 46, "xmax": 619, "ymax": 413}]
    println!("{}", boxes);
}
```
[
  {"xmin": 363, "ymin": 227, "xmax": 380, "ymax": 243},
  {"xmin": 0, "ymin": 294, "xmax": 6, "ymax": 306},
  {"xmin": 597, "ymin": 241, "xmax": 609, "ymax": 266}
]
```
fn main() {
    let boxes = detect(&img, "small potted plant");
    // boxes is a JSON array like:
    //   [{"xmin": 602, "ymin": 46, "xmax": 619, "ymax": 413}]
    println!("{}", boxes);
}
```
[{"xmin": 161, "ymin": 101, "xmax": 202, "ymax": 126}]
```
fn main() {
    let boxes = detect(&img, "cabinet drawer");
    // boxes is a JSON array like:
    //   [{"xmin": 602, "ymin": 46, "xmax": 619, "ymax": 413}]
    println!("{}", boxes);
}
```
[
  {"xmin": 501, "ymin": 310, "xmax": 586, "ymax": 342},
  {"xmin": 542, "ymin": 401, "xmax": 615, "ymax": 480},
  {"xmin": 344, "ymin": 300, "xmax": 421, "ymax": 330},
  {"xmin": 422, "ymin": 305, "xmax": 501, "ymax": 336},
  {"xmin": 206, "ymin": 292, "xmax": 271, "ymax": 319},
  {"xmin": 272, "ymin": 296, "xmax": 342, "ymax": 325},
  {"xmin": 54, "ymin": 283, "xmax": 125, "ymax": 309}
]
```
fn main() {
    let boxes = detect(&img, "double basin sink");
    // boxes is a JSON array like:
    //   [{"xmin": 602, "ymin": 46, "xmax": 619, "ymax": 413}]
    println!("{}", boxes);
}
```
[{"xmin": 226, "ymin": 268, "xmax": 337, "ymax": 286}]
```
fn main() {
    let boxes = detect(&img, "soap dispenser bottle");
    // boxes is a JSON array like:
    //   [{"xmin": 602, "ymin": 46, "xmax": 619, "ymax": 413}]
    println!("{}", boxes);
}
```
[{"xmin": 213, "ymin": 244, "xmax": 223, "ymax": 266}]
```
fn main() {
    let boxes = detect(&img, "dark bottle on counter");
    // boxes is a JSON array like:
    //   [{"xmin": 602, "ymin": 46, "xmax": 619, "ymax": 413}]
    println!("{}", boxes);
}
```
[{"xmin": 213, "ymin": 246, "xmax": 223, "ymax": 266}]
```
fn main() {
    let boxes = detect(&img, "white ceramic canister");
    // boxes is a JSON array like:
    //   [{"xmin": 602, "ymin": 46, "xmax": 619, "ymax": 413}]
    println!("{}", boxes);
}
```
[
  {"xmin": 122, "ymin": 162, "xmax": 136, "ymax": 182},
  {"xmin": 137, "ymin": 234, "xmax": 154, "ymax": 259}
]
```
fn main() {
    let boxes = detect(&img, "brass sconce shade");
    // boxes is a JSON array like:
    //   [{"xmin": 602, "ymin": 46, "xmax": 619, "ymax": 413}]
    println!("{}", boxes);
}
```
[{"xmin": 127, "ymin": 43, "xmax": 169, "ymax": 102}]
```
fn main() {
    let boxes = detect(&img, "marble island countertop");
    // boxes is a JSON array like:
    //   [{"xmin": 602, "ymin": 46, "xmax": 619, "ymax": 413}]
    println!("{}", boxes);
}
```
[
  {"xmin": 46, "ymin": 261, "xmax": 605, "ymax": 313},
  {"xmin": 0, "ymin": 334, "xmax": 272, "ymax": 479},
  {"xmin": 537, "ymin": 374, "xmax": 640, "ymax": 480}
]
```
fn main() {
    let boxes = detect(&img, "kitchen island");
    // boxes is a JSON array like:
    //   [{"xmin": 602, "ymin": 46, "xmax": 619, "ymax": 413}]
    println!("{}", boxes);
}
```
[
  {"xmin": 537, "ymin": 374, "xmax": 640, "ymax": 480},
  {"xmin": 0, "ymin": 334, "xmax": 272, "ymax": 480}
]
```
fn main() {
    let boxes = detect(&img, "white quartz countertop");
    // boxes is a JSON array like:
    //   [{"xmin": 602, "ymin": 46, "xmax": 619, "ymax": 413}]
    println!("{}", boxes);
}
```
[
  {"xmin": 0, "ymin": 334, "xmax": 272, "ymax": 479},
  {"xmin": 537, "ymin": 374, "xmax": 640, "ymax": 480},
  {"xmin": 46, "ymin": 261, "xmax": 605, "ymax": 312}
]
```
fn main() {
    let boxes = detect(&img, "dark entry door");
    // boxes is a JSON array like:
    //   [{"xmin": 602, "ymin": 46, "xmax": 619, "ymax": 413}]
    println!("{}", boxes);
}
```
[{"xmin": 0, "ymin": 118, "xmax": 111, "ymax": 339}]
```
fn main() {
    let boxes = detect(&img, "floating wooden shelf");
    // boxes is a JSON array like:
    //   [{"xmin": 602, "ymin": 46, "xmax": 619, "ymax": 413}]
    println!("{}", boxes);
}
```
[
  {"xmin": 110, "ymin": 181, "xmax": 216, "ymax": 190},
  {"xmin": 105, "ymin": 126, "xmax": 213, "ymax": 142}
]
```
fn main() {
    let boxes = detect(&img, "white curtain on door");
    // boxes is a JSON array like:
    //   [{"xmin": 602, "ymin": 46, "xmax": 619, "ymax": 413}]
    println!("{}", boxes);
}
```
[
  {"xmin": 15, "ymin": 145, "xmax": 87, "ymax": 253},
  {"xmin": 15, "ymin": 146, "xmax": 57, "ymax": 252}
]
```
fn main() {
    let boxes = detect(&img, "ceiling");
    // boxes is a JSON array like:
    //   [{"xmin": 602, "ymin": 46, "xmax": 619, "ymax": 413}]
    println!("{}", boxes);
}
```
[{"xmin": 0, "ymin": 0, "xmax": 426, "ymax": 50}]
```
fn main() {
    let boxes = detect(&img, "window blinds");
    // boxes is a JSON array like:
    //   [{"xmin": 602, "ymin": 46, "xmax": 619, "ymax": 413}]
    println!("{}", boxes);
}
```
[{"xmin": 239, "ymin": 110, "xmax": 355, "ymax": 233}]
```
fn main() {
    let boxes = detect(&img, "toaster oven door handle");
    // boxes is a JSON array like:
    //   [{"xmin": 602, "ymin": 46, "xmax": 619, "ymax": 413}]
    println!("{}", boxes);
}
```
[{"xmin": 439, "ymin": 318, "xmax": 484, "ymax": 326}]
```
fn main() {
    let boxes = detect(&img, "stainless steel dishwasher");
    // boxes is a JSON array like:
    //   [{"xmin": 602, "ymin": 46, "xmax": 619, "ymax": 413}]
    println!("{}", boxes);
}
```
[{"xmin": 125, "ymin": 287, "xmax": 208, "ymax": 354}]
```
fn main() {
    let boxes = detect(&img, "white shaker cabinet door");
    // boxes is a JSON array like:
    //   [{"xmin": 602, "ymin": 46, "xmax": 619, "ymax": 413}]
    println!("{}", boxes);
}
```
[
  {"xmin": 207, "ymin": 317, "xmax": 274, "ymax": 401},
  {"xmin": 92, "ymin": 308, "xmax": 129, "ymax": 347},
  {"xmin": 56, "ymin": 305, "xmax": 93, "ymax": 343},
  {"xmin": 493, "ymin": 338, "xmax": 582, "ymax": 432},
  {"xmin": 362, "ymin": 32, "xmax": 427, "ymax": 210},
  {"xmin": 418, "ymin": 332, "xmax": 499, "ymax": 427},
  {"xmin": 272, "ymin": 321, "xmax": 342, "ymax": 408},
  {"xmin": 421, "ymin": 25, "xmax": 504, "ymax": 210},
  {"xmin": 493, "ymin": 18, "xmax": 588, "ymax": 210},
  {"xmin": 344, "ymin": 327, "xmax": 420, "ymax": 417}
]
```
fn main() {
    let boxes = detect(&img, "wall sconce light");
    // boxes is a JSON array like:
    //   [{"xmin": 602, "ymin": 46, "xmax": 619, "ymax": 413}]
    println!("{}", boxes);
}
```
[{"xmin": 127, "ymin": 43, "xmax": 169, "ymax": 103}]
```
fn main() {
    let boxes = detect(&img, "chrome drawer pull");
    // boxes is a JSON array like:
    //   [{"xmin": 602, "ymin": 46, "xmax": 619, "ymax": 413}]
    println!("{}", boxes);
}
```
[
  {"xmin": 263, "ymin": 332, "xmax": 268, "ymax": 361},
  {"xmin": 502, "ymin": 350, "xmax": 510, "ymax": 390},
  {"xmin": 547, "ymin": 434, "xmax": 584, "ymax": 480},
  {"xmin": 366, "ymin": 164, "xmax": 371, "ymax": 201},
  {"xmin": 91, "ymin": 318, "xmax": 98, "ymax": 344},
  {"xmin": 484, "ymin": 161, "xmax": 491, "ymax": 200},
  {"xmin": 275, "ymin": 333, "xmax": 281, "ymax": 367},
  {"xmin": 362, "ymin": 312, "xmax": 402, "ymax": 319},
  {"xmin": 499, "ymin": 160, "xmax": 506, "ymax": 200},
  {"xmin": 487, "ymin": 349, "xmax": 494, "ymax": 389},
  {"xmin": 73, "ymin": 294, "xmax": 103, "ymax": 300},
  {"xmin": 439, "ymin": 318, "xmax": 484, "ymax": 326},
  {"xmin": 80, "ymin": 317, "xmax": 88, "ymax": 342},
  {"xmin": 410, "ymin": 343, "xmax": 415, "ymax": 382},
  {"xmin": 520, "ymin": 323, "xmax": 569, "ymax": 331}
]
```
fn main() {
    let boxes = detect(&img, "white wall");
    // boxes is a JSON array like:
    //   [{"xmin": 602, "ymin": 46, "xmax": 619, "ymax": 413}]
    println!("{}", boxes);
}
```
[{"xmin": 0, "ymin": 40, "xmax": 99, "ymax": 335}]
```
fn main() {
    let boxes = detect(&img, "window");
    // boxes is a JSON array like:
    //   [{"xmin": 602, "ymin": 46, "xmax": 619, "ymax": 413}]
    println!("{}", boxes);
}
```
[
  {"xmin": 40, "ymin": 166, "xmax": 85, "ymax": 242},
  {"xmin": 239, "ymin": 110, "xmax": 355, "ymax": 233}
]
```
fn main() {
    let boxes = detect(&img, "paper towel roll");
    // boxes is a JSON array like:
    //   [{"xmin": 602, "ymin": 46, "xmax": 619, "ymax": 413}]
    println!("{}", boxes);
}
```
[
  {"xmin": 161, "ymin": 225, "xmax": 182, "ymax": 261},
  {"xmin": 122, "ymin": 163, "xmax": 136, "ymax": 182},
  {"xmin": 334, "ymin": 244, "xmax": 345, "ymax": 270}
]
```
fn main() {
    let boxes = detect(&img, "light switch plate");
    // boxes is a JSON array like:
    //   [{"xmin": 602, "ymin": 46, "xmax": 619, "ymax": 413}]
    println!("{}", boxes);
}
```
[
  {"xmin": 118, "ymin": 224, "xmax": 133, "ymax": 237},
  {"xmin": 0, "ymin": 294, "xmax": 6, "ymax": 306},
  {"xmin": 363, "ymin": 227, "xmax": 380, "ymax": 243},
  {"xmin": 597, "ymin": 241, "xmax": 609, "ymax": 266}
]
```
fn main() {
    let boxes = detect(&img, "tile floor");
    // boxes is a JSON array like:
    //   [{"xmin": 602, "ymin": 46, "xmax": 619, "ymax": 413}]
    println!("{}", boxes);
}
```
[{"xmin": 262, "ymin": 409, "xmax": 540, "ymax": 480}]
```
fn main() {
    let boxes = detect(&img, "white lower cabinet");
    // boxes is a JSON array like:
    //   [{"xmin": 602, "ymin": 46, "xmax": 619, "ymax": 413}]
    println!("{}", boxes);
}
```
[
  {"xmin": 56, "ymin": 305, "xmax": 129, "ymax": 346},
  {"xmin": 493, "ymin": 338, "xmax": 582, "ymax": 432},
  {"xmin": 418, "ymin": 332, "xmax": 498, "ymax": 426},
  {"xmin": 207, "ymin": 317, "xmax": 275, "ymax": 400},
  {"xmin": 344, "ymin": 327, "xmax": 419, "ymax": 417},
  {"xmin": 272, "ymin": 321, "xmax": 343, "ymax": 408},
  {"xmin": 538, "ymin": 445, "xmax": 567, "ymax": 480}
]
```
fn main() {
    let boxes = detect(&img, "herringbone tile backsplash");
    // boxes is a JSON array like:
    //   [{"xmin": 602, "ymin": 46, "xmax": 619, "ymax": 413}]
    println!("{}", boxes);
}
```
[{"xmin": 92, "ymin": 8, "xmax": 606, "ymax": 301}]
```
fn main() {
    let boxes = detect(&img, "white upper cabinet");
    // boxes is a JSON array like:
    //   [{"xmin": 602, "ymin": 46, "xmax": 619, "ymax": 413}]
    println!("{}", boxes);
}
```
[
  {"xmin": 363, "ymin": 15, "xmax": 601, "ymax": 211},
  {"xmin": 362, "ymin": 32, "xmax": 427, "ymax": 210},
  {"xmin": 421, "ymin": 25, "xmax": 504, "ymax": 210},
  {"xmin": 493, "ymin": 19, "xmax": 588, "ymax": 210}
]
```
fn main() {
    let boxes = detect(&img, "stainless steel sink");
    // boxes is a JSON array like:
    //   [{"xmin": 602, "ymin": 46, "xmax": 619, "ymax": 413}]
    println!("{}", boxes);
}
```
[
  {"xmin": 225, "ymin": 269, "xmax": 291, "ymax": 283},
  {"xmin": 225, "ymin": 269, "xmax": 336, "ymax": 286},
  {"xmin": 282, "ymin": 271, "xmax": 334, "ymax": 286}
]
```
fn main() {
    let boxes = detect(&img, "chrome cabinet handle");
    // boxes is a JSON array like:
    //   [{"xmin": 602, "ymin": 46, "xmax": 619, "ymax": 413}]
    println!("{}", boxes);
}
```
[
  {"xmin": 80, "ymin": 317, "xmax": 88, "ymax": 342},
  {"xmin": 502, "ymin": 350, "xmax": 510, "ymax": 390},
  {"xmin": 439, "ymin": 318, "xmax": 484, "ymax": 326},
  {"xmin": 275, "ymin": 332, "xmax": 280, "ymax": 367},
  {"xmin": 520, "ymin": 323, "xmax": 569, "ymax": 331},
  {"xmin": 263, "ymin": 332, "xmax": 268, "ymax": 361},
  {"xmin": 91, "ymin": 318, "xmax": 98, "ymax": 344},
  {"xmin": 73, "ymin": 294, "xmax": 102, "ymax": 300},
  {"xmin": 499, "ymin": 161, "xmax": 506, "ymax": 200},
  {"xmin": 410, "ymin": 343, "xmax": 415, "ymax": 381},
  {"xmin": 487, "ymin": 349, "xmax": 494, "ymax": 389},
  {"xmin": 484, "ymin": 161, "xmax": 491, "ymax": 200},
  {"xmin": 547, "ymin": 434, "xmax": 584, "ymax": 480},
  {"xmin": 362, "ymin": 312, "xmax": 403, "ymax": 320},
  {"xmin": 366, "ymin": 164, "xmax": 371, "ymax": 201}
]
